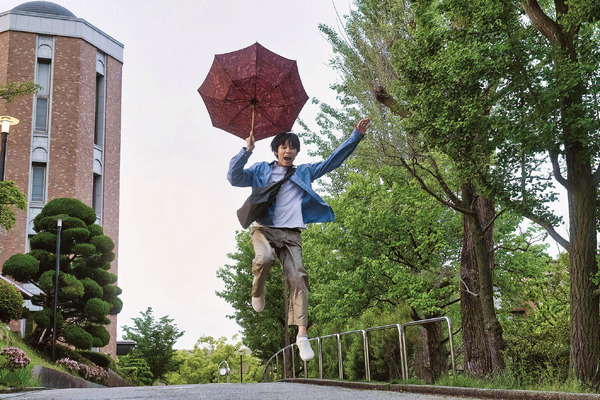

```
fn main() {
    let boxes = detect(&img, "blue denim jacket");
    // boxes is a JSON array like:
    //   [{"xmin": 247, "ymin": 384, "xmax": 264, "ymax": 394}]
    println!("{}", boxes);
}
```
[{"xmin": 227, "ymin": 129, "xmax": 364, "ymax": 225}]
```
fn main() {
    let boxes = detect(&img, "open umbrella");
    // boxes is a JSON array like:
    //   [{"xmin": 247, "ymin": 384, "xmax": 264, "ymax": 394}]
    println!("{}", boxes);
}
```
[{"xmin": 198, "ymin": 42, "xmax": 309, "ymax": 141}]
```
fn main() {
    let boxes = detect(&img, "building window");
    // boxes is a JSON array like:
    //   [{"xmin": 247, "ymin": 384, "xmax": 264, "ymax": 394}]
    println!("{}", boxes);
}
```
[
  {"xmin": 31, "ymin": 164, "xmax": 46, "ymax": 203},
  {"xmin": 94, "ymin": 73, "xmax": 106, "ymax": 146},
  {"xmin": 35, "ymin": 98, "xmax": 48, "ymax": 131},
  {"xmin": 35, "ymin": 59, "xmax": 51, "ymax": 132},
  {"xmin": 93, "ymin": 173, "xmax": 103, "ymax": 217}
]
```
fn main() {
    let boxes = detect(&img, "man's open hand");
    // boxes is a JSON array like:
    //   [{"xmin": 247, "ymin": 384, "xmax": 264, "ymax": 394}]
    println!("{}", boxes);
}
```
[{"xmin": 353, "ymin": 118, "xmax": 371, "ymax": 134}]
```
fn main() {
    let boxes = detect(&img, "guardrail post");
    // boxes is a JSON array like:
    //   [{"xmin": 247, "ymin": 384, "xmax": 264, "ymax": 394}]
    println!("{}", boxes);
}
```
[
  {"xmin": 276, "ymin": 352, "xmax": 279, "ymax": 380},
  {"xmin": 318, "ymin": 337, "xmax": 323, "ymax": 379},
  {"xmin": 444, "ymin": 316, "xmax": 456, "ymax": 377},
  {"xmin": 283, "ymin": 348, "xmax": 287, "ymax": 380},
  {"xmin": 401, "ymin": 324, "xmax": 408, "ymax": 380},
  {"xmin": 291, "ymin": 345, "xmax": 296, "ymax": 378},
  {"xmin": 337, "ymin": 333, "xmax": 343, "ymax": 379},
  {"xmin": 362, "ymin": 330, "xmax": 370, "ymax": 382},
  {"xmin": 393, "ymin": 324, "xmax": 406, "ymax": 380}
]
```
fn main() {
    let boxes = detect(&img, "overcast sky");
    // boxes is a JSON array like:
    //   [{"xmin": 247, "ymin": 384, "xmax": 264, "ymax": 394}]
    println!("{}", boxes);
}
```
[{"xmin": 3, "ymin": 0, "xmax": 357, "ymax": 349}]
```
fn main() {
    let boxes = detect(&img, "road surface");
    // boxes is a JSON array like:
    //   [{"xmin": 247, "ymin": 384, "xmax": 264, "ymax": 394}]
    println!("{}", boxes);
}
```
[{"xmin": 0, "ymin": 382, "xmax": 483, "ymax": 400}]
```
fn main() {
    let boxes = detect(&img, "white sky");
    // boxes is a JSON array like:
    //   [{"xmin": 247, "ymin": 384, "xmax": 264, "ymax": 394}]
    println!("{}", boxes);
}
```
[{"xmin": 3, "ymin": 0, "xmax": 355, "ymax": 349}]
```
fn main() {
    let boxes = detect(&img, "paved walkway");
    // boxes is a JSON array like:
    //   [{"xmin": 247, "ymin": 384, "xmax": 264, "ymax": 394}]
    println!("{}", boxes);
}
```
[{"xmin": 0, "ymin": 382, "xmax": 479, "ymax": 400}]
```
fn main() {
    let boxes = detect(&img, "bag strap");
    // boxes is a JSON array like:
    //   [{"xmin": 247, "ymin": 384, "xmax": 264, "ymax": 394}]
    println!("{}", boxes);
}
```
[{"xmin": 270, "ymin": 166, "xmax": 296, "ymax": 189}]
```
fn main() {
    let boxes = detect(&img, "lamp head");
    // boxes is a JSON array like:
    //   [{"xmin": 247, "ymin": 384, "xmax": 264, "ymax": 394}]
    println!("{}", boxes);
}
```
[{"xmin": 0, "ymin": 116, "xmax": 19, "ymax": 134}]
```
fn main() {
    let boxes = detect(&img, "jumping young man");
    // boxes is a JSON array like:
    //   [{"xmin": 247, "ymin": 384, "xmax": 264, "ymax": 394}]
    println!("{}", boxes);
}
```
[{"xmin": 227, "ymin": 118, "xmax": 370, "ymax": 361}]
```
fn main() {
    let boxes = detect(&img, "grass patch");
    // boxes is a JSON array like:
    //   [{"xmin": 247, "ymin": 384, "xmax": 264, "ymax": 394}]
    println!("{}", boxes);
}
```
[
  {"xmin": 0, "ymin": 325, "xmax": 70, "ymax": 389},
  {"xmin": 433, "ymin": 372, "xmax": 595, "ymax": 394}
]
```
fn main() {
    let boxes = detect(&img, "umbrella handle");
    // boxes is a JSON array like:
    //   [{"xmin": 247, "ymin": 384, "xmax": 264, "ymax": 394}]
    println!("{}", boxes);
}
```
[{"xmin": 249, "ymin": 106, "xmax": 255, "ymax": 139}]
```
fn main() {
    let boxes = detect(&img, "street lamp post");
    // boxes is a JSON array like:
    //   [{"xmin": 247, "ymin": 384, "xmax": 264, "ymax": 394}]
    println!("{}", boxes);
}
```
[
  {"xmin": 52, "ymin": 217, "xmax": 62, "ymax": 362},
  {"xmin": 0, "ymin": 116, "xmax": 19, "ymax": 181},
  {"xmin": 217, "ymin": 360, "xmax": 231, "ymax": 383}
]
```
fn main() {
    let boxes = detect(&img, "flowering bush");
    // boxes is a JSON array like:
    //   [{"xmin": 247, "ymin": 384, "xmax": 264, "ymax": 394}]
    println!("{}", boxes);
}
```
[
  {"xmin": 80, "ymin": 363, "xmax": 109, "ymax": 383},
  {"xmin": 57, "ymin": 357, "xmax": 108, "ymax": 385},
  {"xmin": 57, "ymin": 357, "xmax": 80, "ymax": 374},
  {"xmin": 0, "ymin": 347, "xmax": 31, "ymax": 371}
]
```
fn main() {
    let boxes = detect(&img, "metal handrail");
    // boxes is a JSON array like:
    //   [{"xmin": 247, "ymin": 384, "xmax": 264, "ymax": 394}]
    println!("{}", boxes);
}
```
[
  {"xmin": 401, "ymin": 317, "xmax": 456, "ymax": 379},
  {"xmin": 263, "ymin": 316, "xmax": 456, "ymax": 382}
]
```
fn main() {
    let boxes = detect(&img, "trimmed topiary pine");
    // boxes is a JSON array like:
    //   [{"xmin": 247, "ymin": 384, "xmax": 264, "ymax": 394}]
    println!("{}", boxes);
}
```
[{"xmin": 1, "ymin": 198, "xmax": 122, "ymax": 351}]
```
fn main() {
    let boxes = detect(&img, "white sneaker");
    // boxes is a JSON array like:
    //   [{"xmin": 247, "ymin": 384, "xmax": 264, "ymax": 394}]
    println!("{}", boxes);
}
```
[
  {"xmin": 296, "ymin": 335, "xmax": 314, "ymax": 361},
  {"xmin": 252, "ymin": 295, "xmax": 265, "ymax": 312}
]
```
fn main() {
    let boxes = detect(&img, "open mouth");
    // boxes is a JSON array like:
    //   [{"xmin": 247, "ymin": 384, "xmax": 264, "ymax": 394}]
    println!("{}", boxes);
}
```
[{"xmin": 284, "ymin": 156, "xmax": 292, "ymax": 162}]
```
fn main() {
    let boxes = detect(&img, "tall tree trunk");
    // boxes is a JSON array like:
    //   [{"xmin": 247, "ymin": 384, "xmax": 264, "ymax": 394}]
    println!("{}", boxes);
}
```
[
  {"xmin": 414, "ymin": 312, "xmax": 448, "ymax": 383},
  {"xmin": 460, "ymin": 183, "xmax": 505, "ymax": 376},
  {"xmin": 460, "ymin": 211, "xmax": 492, "ymax": 376},
  {"xmin": 566, "ymin": 144, "xmax": 600, "ymax": 383},
  {"xmin": 522, "ymin": 1, "xmax": 600, "ymax": 384}
]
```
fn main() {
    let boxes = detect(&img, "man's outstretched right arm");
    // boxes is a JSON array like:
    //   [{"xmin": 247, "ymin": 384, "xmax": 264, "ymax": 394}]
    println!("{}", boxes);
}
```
[{"xmin": 227, "ymin": 147, "xmax": 254, "ymax": 187}]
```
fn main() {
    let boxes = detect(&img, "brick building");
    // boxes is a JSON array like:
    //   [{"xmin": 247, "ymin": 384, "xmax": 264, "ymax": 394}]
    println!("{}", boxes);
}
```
[{"xmin": 0, "ymin": 1, "xmax": 123, "ymax": 358}]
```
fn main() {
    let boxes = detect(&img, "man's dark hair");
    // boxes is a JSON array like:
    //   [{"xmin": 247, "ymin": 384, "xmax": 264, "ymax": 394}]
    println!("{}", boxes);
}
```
[{"xmin": 270, "ymin": 132, "xmax": 301, "ymax": 154}]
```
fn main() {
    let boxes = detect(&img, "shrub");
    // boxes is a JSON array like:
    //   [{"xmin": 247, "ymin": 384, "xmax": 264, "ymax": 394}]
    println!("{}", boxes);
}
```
[
  {"xmin": 56, "ymin": 357, "xmax": 80, "ymax": 374},
  {"xmin": 0, "ymin": 280, "xmax": 23, "ymax": 323},
  {"xmin": 57, "ymin": 357, "xmax": 108, "ymax": 385},
  {"xmin": 0, "ymin": 365, "xmax": 33, "ymax": 388},
  {"xmin": 78, "ymin": 350, "xmax": 114, "ymax": 370},
  {"xmin": 118, "ymin": 355, "xmax": 153, "ymax": 386},
  {"xmin": 0, "ymin": 347, "xmax": 31, "ymax": 371}
]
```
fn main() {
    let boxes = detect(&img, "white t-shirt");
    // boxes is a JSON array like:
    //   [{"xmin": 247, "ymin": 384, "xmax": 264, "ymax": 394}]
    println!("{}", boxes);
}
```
[{"xmin": 267, "ymin": 165, "xmax": 306, "ymax": 229}]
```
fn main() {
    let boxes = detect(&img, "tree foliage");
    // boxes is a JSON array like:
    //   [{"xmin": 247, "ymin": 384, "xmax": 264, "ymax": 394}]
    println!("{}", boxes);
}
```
[
  {"xmin": 121, "ymin": 307, "xmax": 184, "ymax": 383},
  {"xmin": 165, "ymin": 335, "xmax": 263, "ymax": 384},
  {"xmin": 0, "ymin": 279, "xmax": 23, "ymax": 323},
  {"xmin": 0, "ymin": 181, "xmax": 26, "ymax": 231},
  {"xmin": 1, "ymin": 198, "xmax": 121, "ymax": 350},
  {"xmin": 216, "ymin": 230, "xmax": 289, "ymax": 362},
  {"xmin": 0, "ymin": 81, "xmax": 40, "ymax": 103},
  {"xmin": 317, "ymin": 0, "xmax": 600, "ymax": 383},
  {"xmin": 117, "ymin": 355, "xmax": 153, "ymax": 386}
]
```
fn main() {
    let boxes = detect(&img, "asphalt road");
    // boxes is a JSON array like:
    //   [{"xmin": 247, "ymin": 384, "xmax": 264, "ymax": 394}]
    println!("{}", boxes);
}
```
[{"xmin": 0, "ymin": 383, "xmax": 481, "ymax": 400}]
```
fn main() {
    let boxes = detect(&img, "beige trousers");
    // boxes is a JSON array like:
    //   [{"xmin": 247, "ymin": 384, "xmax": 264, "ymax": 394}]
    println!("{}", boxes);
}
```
[{"xmin": 250, "ymin": 224, "xmax": 308, "ymax": 327}]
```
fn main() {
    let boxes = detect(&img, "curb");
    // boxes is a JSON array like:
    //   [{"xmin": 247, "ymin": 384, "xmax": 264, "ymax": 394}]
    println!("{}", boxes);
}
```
[{"xmin": 282, "ymin": 379, "xmax": 600, "ymax": 399}]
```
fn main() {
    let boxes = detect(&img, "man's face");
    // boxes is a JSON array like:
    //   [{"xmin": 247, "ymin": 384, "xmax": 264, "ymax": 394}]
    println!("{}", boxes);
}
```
[{"xmin": 275, "ymin": 140, "xmax": 298, "ymax": 167}]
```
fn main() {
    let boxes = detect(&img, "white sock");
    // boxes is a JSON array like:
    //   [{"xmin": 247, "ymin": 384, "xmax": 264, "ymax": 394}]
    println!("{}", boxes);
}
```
[{"xmin": 297, "ymin": 334, "xmax": 308, "ymax": 340}]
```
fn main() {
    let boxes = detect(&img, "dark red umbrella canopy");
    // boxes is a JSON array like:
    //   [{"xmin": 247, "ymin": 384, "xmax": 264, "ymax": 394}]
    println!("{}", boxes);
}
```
[{"xmin": 198, "ymin": 42, "xmax": 309, "ymax": 141}]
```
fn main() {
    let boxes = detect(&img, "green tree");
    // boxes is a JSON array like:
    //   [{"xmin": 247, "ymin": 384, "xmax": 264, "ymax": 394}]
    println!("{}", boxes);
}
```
[
  {"xmin": 501, "ymin": 252, "xmax": 570, "ymax": 383},
  {"xmin": 0, "ymin": 181, "xmax": 26, "ymax": 231},
  {"xmin": 0, "ymin": 81, "xmax": 39, "ymax": 231},
  {"xmin": 302, "ymin": 166, "xmax": 462, "ymax": 382},
  {"xmin": 121, "ymin": 307, "xmax": 184, "ymax": 383},
  {"xmin": 216, "ymin": 231, "xmax": 290, "ymax": 362},
  {"xmin": 315, "ymin": 0, "xmax": 510, "ymax": 376},
  {"xmin": 359, "ymin": 0, "xmax": 600, "ymax": 383},
  {"xmin": 2, "ymin": 198, "xmax": 121, "ymax": 351},
  {"xmin": 490, "ymin": 1, "xmax": 600, "ymax": 383},
  {"xmin": 165, "ymin": 335, "xmax": 263, "ymax": 384}
]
